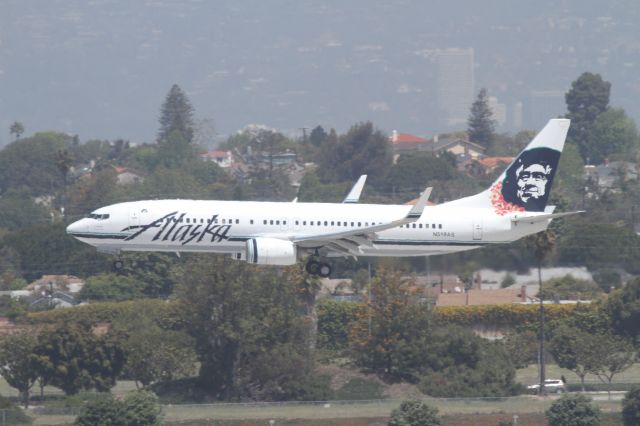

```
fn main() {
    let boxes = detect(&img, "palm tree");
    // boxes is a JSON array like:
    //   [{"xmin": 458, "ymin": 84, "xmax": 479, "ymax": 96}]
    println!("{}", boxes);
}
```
[
  {"xmin": 9, "ymin": 121, "xmax": 24, "ymax": 140},
  {"xmin": 525, "ymin": 229, "xmax": 556, "ymax": 395}
]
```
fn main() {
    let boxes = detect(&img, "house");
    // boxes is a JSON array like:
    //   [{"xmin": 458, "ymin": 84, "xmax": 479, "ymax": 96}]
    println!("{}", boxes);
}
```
[
  {"xmin": 26, "ymin": 275, "xmax": 85, "ymax": 295},
  {"xmin": 113, "ymin": 166, "xmax": 143, "ymax": 185},
  {"xmin": 477, "ymin": 156, "xmax": 513, "ymax": 174},
  {"xmin": 435, "ymin": 287, "xmax": 526, "ymax": 307},
  {"xmin": 389, "ymin": 131, "xmax": 431, "ymax": 153},
  {"xmin": 430, "ymin": 136, "xmax": 486, "ymax": 160},
  {"xmin": 257, "ymin": 151, "xmax": 297, "ymax": 166},
  {"xmin": 30, "ymin": 291, "xmax": 78, "ymax": 309},
  {"xmin": 200, "ymin": 150, "xmax": 233, "ymax": 168},
  {"xmin": 584, "ymin": 161, "xmax": 638, "ymax": 193},
  {"xmin": 389, "ymin": 131, "xmax": 486, "ymax": 165}
]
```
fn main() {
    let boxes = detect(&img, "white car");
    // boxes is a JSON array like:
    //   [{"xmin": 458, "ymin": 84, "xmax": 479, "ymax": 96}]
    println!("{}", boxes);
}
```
[{"xmin": 527, "ymin": 379, "xmax": 566, "ymax": 393}]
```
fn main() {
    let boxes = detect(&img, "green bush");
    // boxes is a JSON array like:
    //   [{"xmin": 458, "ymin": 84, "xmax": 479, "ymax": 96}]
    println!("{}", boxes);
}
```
[
  {"xmin": 0, "ymin": 394, "xmax": 32, "ymax": 424},
  {"xmin": 334, "ymin": 378, "xmax": 384, "ymax": 400},
  {"xmin": 622, "ymin": 386, "xmax": 640, "ymax": 426},
  {"xmin": 545, "ymin": 393, "xmax": 600, "ymax": 426},
  {"xmin": 74, "ymin": 390, "xmax": 162, "ymax": 426},
  {"xmin": 388, "ymin": 400, "xmax": 441, "ymax": 426}
]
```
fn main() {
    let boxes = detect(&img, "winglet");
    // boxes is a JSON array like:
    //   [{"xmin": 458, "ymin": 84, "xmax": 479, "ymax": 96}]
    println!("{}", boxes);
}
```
[
  {"xmin": 343, "ymin": 175, "xmax": 368, "ymax": 203},
  {"xmin": 407, "ymin": 187, "xmax": 432, "ymax": 219}
]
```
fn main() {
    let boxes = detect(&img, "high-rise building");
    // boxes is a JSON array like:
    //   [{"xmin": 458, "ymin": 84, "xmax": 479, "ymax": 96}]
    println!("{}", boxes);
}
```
[
  {"xmin": 527, "ymin": 90, "xmax": 566, "ymax": 129},
  {"xmin": 488, "ymin": 96, "xmax": 507, "ymax": 128},
  {"xmin": 436, "ymin": 48, "xmax": 475, "ymax": 128}
]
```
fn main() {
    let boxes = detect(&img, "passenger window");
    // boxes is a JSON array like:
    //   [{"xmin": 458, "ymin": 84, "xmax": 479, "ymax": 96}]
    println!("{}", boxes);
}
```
[
  {"xmin": 439, "ymin": 224, "xmax": 443, "ymax": 229},
  {"xmin": 270, "ymin": 220, "xmax": 274, "ymax": 225},
  {"xmin": 236, "ymin": 219, "xmax": 239, "ymax": 224},
  {"xmin": 263, "ymin": 220, "xmax": 267, "ymax": 225},
  {"xmin": 283, "ymin": 221, "xmax": 286, "ymax": 225},
  {"xmin": 351, "ymin": 222, "xmax": 354, "ymax": 226},
  {"xmin": 276, "ymin": 220, "xmax": 280, "ymax": 225},
  {"xmin": 331, "ymin": 221, "xmax": 334, "ymax": 226},
  {"xmin": 250, "ymin": 220, "xmax": 254, "ymax": 225},
  {"xmin": 324, "ymin": 221, "xmax": 328, "ymax": 226},
  {"xmin": 303, "ymin": 221, "xmax": 307, "ymax": 225},
  {"xmin": 432, "ymin": 224, "xmax": 436, "ymax": 229},
  {"xmin": 358, "ymin": 222, "xmax": 361, "ymax": 227}
]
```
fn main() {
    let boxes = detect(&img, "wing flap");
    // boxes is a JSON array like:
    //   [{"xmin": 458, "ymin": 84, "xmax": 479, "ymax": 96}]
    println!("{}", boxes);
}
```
[{"xmin": 293, "ymin": 187, "xmax": 432, "ymax": 252}]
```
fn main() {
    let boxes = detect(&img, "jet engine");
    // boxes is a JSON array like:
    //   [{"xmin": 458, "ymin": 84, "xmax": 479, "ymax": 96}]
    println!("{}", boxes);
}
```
[{"xmin": 245, "ymin": 237, "xmax": 297, "ymax": 265}]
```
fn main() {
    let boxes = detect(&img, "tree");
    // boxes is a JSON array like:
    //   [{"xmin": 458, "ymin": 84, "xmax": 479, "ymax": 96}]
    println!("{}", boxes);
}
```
[
  {"xmin": 622, "ymin": 386, "xmax": 640, "ymax": 426},
  {"xmin": 78, "ymin": 273, "xmax": 146, "ymax": 302},
  {"xmin": 388, "ymin": 400, "xmax": 442, "ymax": 426},
  {"xmin": 31, "ymin": 322, "xmax": 125, "ymax": 395},
  {"xmin": 158, "ymin": 84, "xmax": 194, "ymax": 143},
  {"xmin": 309, "ymin": 125, "xmax": 328, "ymax": 146},
  {"xmin": 284, "ymin": 260, "xmax": 322, "ymax": 349},
  {"xmin": 565, "ymin": 72, "xmax": 611, "ymax": 163},
  {"xmin": 587, "ymin": 108, "xmax": 640, "ymax": 164},
  {"xmin": 317, "ymin": 122, "xmax": 392, "ymax": 186},
  {"xmin": 587, "ymin": 334, "xmax": 635, "ymax": 400},
  {"xmin": 9, "ymin": 121, "xmax": 24, "ymax": 140},
  {"xmin": 548, "ymin": 325, "xmax": 599, "ymax": 392},
  {"xmin": 0, "ymin": 332, "xmax": 39, "ymax": 407},
  {"xmin": 467, "ymin": 88, "xmax": 496, "ymax": 148},
  {"xmin": 417, "ymin": 333, "xmax": 520, "ymax": 398},
  {"xmin": 524, "ymin": 229, "xmax": 555, "ymax": 394},
  {"xmin": 174, "ymin": 255, "xmax": 310, "ymax": 398},
  {"xmin": 605, "ymin": 277, "xmax": 640, "ymax": 342},
  {"xmin": 545, "ymin": 393, "xmax": 600, "ymax": 426},
  {"xmin": 0, "ymin": 131, "xmax": 71, "ymax": 196},
  {"xmin": 349, "ymin": 268, "xmax": 431, "ymax": 379},
  {"xmin": 55, "ymin": 149, "xmax": 73, "ymax": 214},
  {"xmin": 75, "ymin": 390, "xmax": 162, "ymax": 426},
  {"xmin": 121, "ymin": 328, "xmax": 197, "ymax": 388},
  {"xmin": 538, "ymin": 274, "xmax": 602, "ymax": 301}
]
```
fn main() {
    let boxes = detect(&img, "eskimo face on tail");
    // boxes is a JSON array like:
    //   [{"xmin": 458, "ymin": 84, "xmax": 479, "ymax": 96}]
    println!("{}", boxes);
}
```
[{"xmin": 490, "ymin": 147, "xmax": 561, "ymax": 214}]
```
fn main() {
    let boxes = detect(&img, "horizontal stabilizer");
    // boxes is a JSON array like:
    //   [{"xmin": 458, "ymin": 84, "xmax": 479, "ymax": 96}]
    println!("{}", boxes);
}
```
[{"xmin": 511, "ymin": 210, "xmax": 584, "ymax": 224}]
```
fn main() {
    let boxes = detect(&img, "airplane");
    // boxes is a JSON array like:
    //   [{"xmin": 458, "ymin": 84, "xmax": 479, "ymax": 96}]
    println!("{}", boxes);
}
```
[{"xmin": 66, "ymin": 119, "xmax": 578, "ymax": 277}]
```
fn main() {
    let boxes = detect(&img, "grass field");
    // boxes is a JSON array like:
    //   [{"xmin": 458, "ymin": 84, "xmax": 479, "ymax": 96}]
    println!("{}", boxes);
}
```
[{"xmin": 3, "ymin": 363, "xmax": 637, "ymax": 426}]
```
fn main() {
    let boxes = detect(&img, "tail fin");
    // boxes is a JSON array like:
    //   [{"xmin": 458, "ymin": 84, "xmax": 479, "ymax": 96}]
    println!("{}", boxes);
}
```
[{"xmin": 444, "ymin": 118, "xmax": 570, "ymax": 215}]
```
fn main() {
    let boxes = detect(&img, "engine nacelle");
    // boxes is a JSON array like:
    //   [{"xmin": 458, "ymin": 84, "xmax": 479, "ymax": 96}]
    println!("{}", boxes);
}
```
[{"xmin": 245, "ymin": 237, "xmax": 297, "ymax": 265}]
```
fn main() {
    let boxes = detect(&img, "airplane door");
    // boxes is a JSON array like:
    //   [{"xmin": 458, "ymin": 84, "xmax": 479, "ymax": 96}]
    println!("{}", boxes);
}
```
[
  {"xmin": 472, "ymin": 218, "xmax": 483, "ymax": 240},
  {"xmin": 129, "ymin": 209, "xmax": 140, "ymax": 230}
]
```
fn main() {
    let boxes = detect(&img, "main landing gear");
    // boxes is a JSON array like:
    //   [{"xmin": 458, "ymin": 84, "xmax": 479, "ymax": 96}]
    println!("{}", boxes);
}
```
[{"xmin": 305, "ymin": 258, "xmax": 332, "ymax": 278}]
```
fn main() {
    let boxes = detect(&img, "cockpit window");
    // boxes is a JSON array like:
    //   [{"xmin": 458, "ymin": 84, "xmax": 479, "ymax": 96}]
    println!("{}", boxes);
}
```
[{"xmin": 88, "ymin": 213, "xmax": 110, "ymax": 220}]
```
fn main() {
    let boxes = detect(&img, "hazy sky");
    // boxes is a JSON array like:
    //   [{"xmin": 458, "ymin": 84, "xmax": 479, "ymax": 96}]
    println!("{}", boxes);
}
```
[{"xmin": 1, "ymin": 0, "xmax": 638, "ymax": 147}]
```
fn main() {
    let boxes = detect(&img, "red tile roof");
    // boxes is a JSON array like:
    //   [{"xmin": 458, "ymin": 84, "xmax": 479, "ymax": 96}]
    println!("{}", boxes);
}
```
[
  {"xmin": 478, "ymin": 157, "xmax": 513, "ymax": 168},
  {"xmin": 201, "ymin": 150, "xmax": 231, "ymax": 159},
  {"xmin": 391, "ymin": 133, "xmax": 429, "ymax": 144}
]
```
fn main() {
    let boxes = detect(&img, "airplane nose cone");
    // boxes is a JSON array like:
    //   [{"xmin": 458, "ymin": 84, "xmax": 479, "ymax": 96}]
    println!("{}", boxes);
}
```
[{"xmin": 66, "ymin": 220, "xmax": 82, "ymax": 235}]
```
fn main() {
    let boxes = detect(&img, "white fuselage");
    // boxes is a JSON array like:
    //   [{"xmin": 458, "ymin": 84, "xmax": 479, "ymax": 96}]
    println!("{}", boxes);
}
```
[{"xmin": 66, "ymin": 199, "xmax": 547, "ymax": 258}]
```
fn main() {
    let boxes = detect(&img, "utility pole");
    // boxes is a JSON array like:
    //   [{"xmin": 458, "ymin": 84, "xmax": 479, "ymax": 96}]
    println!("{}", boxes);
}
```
[{"xmin": 538, "ymin": 258, "xmax": 546, "ymax": 396}]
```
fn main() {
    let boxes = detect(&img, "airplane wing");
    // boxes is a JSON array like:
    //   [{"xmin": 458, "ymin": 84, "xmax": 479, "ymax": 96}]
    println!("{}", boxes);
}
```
[
  {"xmin": 511, "ymin": 210, "xmax": 584, "ymax": 224},
  {"xmin": 343, "ymin": 175, "xmax": 367, "ymax": 203},
  {"xmin": 293, "ymin": 187, "xmax": 432, "ymax": 256}
]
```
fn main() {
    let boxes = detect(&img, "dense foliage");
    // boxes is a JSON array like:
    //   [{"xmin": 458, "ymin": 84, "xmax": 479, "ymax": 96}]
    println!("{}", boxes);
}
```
[
  {"xmin": 388, "ymin": 400, "xmax": 442, "ymax": 426},
  {"xmin": 545, "ymin": 393, "xmax": 601, "ymax": 426}
]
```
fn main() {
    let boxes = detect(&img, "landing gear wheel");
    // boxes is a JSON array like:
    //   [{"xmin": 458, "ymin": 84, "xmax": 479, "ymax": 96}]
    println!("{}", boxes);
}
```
[
  {"xmin": 317, "ymin": 263, "xmax": 332, "ymax": 278},
  {"xmin": 113, "ymin": 260, "xmax": 124, "ymax": 271},
  {"xmin": 305, "ymin": 260, "xmax": 320, "ymax": 275}
]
